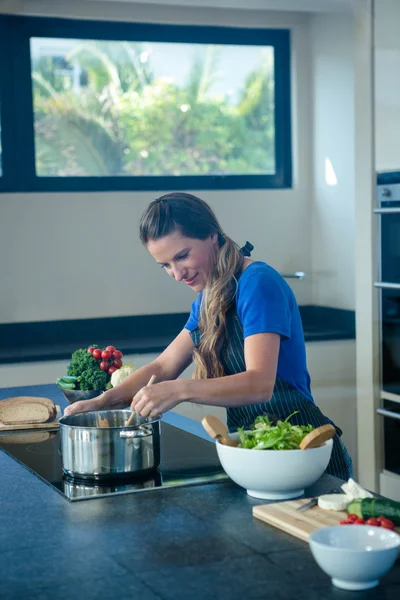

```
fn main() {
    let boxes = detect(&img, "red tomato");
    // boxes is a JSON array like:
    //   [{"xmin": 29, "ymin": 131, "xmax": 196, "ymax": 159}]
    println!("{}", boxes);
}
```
[
  {"xmin": 93, "ymin": 349, "xmax": 102, "ymax": 360},
  {"xmin": 366, "ymin": 518, "xmax": 380, "ymax": 527},
  {"xmin": 339, "ymin": 519, "xmax": 350, "ymax": 525},
  {"xmin": 113, "ymin": 358, "xmax": 122, "ymax": 368},
  {"xmin": 106, "ymin": 346, "xmax": 116, "ymax": 353},
  {"xmin": 347, "ymin": 514, "xmax": 359, "ymax": 523},
  {"xmin": 108, "ymin": 366, "xmax": 118, "ymax": 375},
  {"xmin": 113, "ymin": 350, "xmax": 123, "ymax": 359},
  {"xmin": 377, "ymin": 517, "xmax": 395, "ymax": 530},
  {"xmin": 88, "ymin": 347, "xmax": 95, "ymax": 354},
  {"xmin": 101, "ymin": 350, "xmax": 111, "ymax": 360},
  {"xmin": 100, "ymin": 361, "xmax": 110, "ymax": 371},
  {"xmin": 354, "ymin": 518, "xmax": 365, "ymax": 525}
]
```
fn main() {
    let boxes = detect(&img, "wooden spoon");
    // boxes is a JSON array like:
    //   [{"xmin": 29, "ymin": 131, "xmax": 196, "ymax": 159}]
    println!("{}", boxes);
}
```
[
  {"xmin": 201, "ymin": 415, "xmax": 238, "ymax": 447},
  {"xmin": 299, "ymin": 424, "xmax": 336, "ymax": 450},
  {"xmin": 126, "ymin": 375, "xmax": 157, "ymax": 426}
]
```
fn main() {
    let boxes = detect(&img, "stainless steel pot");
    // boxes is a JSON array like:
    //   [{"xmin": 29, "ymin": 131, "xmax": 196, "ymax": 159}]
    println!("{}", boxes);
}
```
[{"xmin": 59, "ymin": 410, "xmax": 161, "ymax": 480}]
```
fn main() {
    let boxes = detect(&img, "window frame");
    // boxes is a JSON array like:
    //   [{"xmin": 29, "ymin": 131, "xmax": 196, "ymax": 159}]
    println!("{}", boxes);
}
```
[{"xmin": 0, "ymin": 15, "xmax": 292, "ymax": 193}]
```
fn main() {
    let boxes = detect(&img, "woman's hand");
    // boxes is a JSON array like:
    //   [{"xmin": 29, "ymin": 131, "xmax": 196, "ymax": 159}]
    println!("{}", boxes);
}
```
[
  {"xmin": 131, "ymin": 380, "xmax": 184, "ymax": 418},
  {"xmin": 63, "ymin": 393, "xmax": 107, "ymax": 416}
]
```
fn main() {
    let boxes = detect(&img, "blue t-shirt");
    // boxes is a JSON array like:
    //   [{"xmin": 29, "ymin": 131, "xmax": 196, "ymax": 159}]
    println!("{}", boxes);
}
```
[{"xmin": 184, "ymin": 261, "xmax": 314, "ymax": 403}]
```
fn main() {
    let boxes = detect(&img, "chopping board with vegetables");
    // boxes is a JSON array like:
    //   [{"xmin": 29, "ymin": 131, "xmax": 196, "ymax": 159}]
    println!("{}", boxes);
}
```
[
  {"xmin": 253, "ymin": 478, "xmax": 400, "ymax": 543},
  {"xmin": 0, "ymin": 397, "xmax": 61, "ymax": 431},
  {"xmin": 254, "ymin": 498, "xmax": 350, "ymax": 540},
  {"xmin": 253, "ymin": 500, "xmax": 398, "ymax": 540}
]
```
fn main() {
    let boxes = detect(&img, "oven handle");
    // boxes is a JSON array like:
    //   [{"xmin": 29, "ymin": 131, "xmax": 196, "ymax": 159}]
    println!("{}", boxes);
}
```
[
  {"xmin": 374, "ymin": 208, "xmax": 400, "ymax": 214},
  {"xmin": 377, "ymin": 408, "xmax": 400, "ymax": 421},
  {"xmin": 374, "ymin": 282, "xmax": 400, "ymax": 289}
]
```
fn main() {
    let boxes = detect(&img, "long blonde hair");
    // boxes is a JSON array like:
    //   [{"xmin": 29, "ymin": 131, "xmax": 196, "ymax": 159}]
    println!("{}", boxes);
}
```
[{"xmin": 139, "ymin": 192, "xmax": 244, "ymax": 378}]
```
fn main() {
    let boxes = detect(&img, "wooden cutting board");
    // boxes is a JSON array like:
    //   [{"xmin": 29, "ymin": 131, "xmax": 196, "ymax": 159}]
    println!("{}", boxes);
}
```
[
  {"xmin": 253, "ymin": 498, "xmax": 400, "ymax": 542},
  {"xmin": 0, "ymin": 406, "xmax": 61, "ymax": 432}
]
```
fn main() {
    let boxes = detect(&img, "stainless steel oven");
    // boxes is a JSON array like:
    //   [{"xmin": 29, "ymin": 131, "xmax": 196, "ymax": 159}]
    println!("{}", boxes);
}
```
[
  {"xmin": 375, "ymin": 176, "xmax": 400, "ymax": 496},
  {"xmin": 375, "ymin": 180, "xmax": 400, "ymax": 395}
]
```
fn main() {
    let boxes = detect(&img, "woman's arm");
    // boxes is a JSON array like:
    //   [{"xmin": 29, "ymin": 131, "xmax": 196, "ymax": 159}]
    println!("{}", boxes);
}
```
[
  {"xmin": 132, "ymin": 332, "xmax": 280, "ymax": 417},
  {"xmin": 64, "ymin": 329, "xmax": 194, "ymax": 415},
  {"xmin": 186, "ymin": 332, "xmax": 280, "ymax": 405}
]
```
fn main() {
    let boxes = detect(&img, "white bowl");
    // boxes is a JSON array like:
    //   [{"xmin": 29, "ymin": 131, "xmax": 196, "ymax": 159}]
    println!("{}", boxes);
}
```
[
  {"xmin": 215, "ymin": 432, "xmax": 333, "ymax": 500},
  {"xmin": 309, "ymin": 525, "xmax": 400, "ymax": 591}
]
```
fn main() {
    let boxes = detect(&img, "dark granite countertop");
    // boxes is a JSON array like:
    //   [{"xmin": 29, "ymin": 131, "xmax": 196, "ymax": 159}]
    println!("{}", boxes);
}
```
[{"xmin": 1, "ymin": 384, "xmax": 395, "ymax": 600}]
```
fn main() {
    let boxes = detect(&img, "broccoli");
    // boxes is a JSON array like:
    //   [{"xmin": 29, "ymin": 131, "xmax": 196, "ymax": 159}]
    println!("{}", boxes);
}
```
[
  {"xmin": 67, "ymin": 349, "xmax": 110, "ymax": 391},
  {"xmin": 79, "ymin": 368, "xmax": 109, "ymax": 391}
]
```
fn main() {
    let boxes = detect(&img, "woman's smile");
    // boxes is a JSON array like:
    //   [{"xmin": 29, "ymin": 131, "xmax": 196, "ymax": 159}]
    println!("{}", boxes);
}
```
[{"xmin": 183, "ymin": 272, "xmax": 199, "ymax": 286}]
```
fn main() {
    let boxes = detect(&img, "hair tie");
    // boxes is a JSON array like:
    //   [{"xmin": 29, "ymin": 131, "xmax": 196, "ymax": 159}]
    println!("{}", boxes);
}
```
[
  {"xmin": 218, "ymin": 232, "xmax": 226, "ymax": 246},
  {"xmin": 241, "ymin": 241, "xmax": 254, "ymax": 257}
]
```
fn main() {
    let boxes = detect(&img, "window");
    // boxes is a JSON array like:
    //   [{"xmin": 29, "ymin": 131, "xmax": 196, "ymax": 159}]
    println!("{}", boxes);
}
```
[{"xmin": 0, "ymin": 17, "xmax": 292, "ymax": 192}]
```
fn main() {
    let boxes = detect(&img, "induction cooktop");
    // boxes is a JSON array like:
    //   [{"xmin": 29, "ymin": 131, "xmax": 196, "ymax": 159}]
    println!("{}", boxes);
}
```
[{"xmin": 0, "ymin": 422, "xmax": 228, "ymax": 501}]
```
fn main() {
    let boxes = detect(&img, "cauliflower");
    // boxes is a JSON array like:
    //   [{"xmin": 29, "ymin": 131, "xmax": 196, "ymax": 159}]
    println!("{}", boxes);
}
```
[{"xmin": 110, "ymin": 363, "xmax": 135, "ymax": 387}]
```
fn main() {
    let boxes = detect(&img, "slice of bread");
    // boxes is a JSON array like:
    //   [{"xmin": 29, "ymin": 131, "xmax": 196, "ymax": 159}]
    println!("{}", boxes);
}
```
[{"xmin": 0, "ymin": 396, "xmax": 56, "ymax": 425}]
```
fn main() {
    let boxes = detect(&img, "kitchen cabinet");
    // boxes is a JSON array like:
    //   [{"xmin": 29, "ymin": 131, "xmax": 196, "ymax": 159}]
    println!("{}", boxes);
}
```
[{"xmin": 306, "ymin": 341, "xmax": 357, "ymax": 474}]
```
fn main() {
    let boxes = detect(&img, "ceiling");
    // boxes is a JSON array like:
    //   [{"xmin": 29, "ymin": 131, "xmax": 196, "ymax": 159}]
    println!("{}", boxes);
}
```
[{"xmin": 82, "ymin": 0, "xmax": 353, "ymax": 13}]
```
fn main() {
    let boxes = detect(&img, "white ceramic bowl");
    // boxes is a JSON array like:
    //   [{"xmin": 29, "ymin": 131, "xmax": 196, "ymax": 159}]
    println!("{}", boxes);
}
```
[
  {"xmin": 309, "ymin": 525, "xmax": 400, "ymax": 591},
  {"xmin": 215, "ymin": 432, "xmax": 333, "ymax": 500}
]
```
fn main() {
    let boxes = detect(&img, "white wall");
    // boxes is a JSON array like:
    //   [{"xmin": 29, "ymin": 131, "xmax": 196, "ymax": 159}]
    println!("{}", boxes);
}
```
[
  {"xmin": 0, "ymin": 1, "xmax": 314, "ymax": 323},
  {"xmin": 374, "ymin": 0, "xmax": 400, "ymax": 171},
  {"xmin": 309, "ymin": 13, "xmax": 356, "ymax": 310},
  {"xmin": 1, "ymin": 188, "xmax": 314, "ymax": 322}
]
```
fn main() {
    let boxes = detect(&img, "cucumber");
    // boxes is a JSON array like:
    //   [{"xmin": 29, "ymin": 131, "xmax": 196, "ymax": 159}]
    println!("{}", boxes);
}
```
[
  {"xmin": 60, "ymin": 375, "xmax": 79, "ymax": 383},
  {"xmin": 56, "ymin": 378, "xmax": 76, "ymax": 390},
  {"xmin": 347, "ymin": 498, "xmax": 400, "ymax": 525}
]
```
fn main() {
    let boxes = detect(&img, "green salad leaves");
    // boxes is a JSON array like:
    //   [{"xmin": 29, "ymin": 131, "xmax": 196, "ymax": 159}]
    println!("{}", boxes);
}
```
[{"xmin": 237, "ymin": 412, "xmax": 314, "ymax": 450}]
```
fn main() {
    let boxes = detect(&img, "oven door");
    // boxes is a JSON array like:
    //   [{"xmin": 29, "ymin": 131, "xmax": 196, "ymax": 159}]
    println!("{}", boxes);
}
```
[
  {"xmin": 379, "ymin": 210, "xmax": 400, "ymax": 284},
  {"xmin": 377, "ymin": 399, "xmax": 400, "ymax": 476},
  {"xmin": 380, "ymin": 289, "xmax": 400, "ymax": 394}
]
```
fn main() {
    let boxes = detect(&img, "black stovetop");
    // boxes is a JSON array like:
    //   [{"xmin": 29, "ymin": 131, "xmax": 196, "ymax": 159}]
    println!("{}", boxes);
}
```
[{"xmin": 0, "ymin": 422, "xmax": 228, "ymax": 501}]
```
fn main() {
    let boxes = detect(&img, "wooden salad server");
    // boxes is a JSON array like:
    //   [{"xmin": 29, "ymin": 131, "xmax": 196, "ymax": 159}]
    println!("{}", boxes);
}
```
[
  {"xmin": 201, "ymin": 415, "xmax": 238, "ymax": 447},
  {"xmin": 299, "ymin": 424, "xmax": 336, "ymax": 450}
]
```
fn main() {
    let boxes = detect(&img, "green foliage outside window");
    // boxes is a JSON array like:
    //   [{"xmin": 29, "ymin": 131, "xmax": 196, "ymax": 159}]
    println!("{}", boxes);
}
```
[{"xmin": 31, "ymin": 40, "xmax": 275, "ymax": 177}]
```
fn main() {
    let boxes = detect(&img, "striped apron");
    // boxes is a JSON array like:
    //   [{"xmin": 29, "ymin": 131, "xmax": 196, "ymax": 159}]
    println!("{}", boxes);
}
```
[{"xmin": 190, "ymin": 310, "xmax": 353, "ymax": 481}]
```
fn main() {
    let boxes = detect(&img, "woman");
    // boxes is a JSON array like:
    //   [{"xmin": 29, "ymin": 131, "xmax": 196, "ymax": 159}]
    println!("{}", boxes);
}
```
[{"xmin": 65, "ymin": 192, "xmax": 353, "ymax": 479}]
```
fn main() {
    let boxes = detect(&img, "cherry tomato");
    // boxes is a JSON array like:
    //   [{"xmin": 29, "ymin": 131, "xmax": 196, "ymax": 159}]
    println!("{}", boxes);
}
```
[
  {"xmin": 113, "ymin": 350, "xmax": 123, "ymax": 359},
  {"xmin": 101, "ymin": 350, "xmax": 111, "ymax": 360},
  {"xmin": 100, "ymin": 361, "xmax": 110, "ymax": 371},
  {"xmin": 113, "ymin": 358, "xmax": 122, "ymax": 368},
  {"xmin": 347, "ymin": 514, "xmax": 359, "ymax": 523},
  {"xmin": 106, "ymin": 346, "xmax": 116, "ymax": 353},
  {"xmin": 366, "ymin": 518, "xmax": 379, "ymax": 526},
  {"xmin": 93, "ymin": 349, "xmax": 102, "ymax": 360},
  {"xmin": 377, "ymin": 517, "xmax": 395, "ymax": 530},
  {"xmin": 108, "ymin": 366, "xmax": 118, "ymax": 375},
  {"xmin": 88, "ymin": 347, "xmax": 95, "ymax": 354},
  {"xmin": 339, "ymin": 519, "xmax": 350, "ymax": 525},
  {"xmin": 354, "ymin": 518, "xmax": 365, "ymax": 525}
]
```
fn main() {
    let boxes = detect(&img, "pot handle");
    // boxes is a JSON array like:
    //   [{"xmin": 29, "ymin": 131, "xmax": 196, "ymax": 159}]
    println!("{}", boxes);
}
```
[{"xmin": 120, "ymin": 425, "xmax": 152, "ymax": 439}]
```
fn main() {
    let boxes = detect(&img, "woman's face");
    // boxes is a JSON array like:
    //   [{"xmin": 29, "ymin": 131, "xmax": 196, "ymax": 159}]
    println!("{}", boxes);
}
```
[{"xmin": 147, "ymin": 230, "xmax": 218, "ymax": 293}]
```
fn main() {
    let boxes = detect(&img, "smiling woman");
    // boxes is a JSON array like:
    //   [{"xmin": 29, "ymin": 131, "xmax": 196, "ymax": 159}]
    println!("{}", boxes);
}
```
[{"xmin": 64, "ymin": 192, "xmax": 354, "ymax": 480}]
